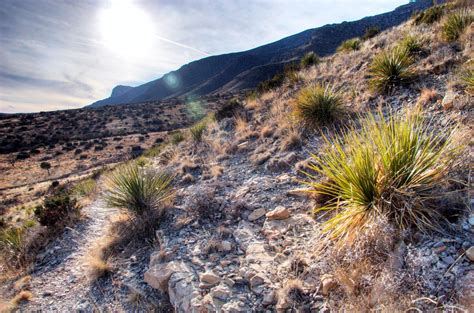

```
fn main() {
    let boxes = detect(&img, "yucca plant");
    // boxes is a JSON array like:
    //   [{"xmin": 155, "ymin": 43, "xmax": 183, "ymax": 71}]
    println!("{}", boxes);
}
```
[
  {"xmin": 304, "ymin": 110, "xmax": 457, "ymax": 244},
  {"xmin": 369, "ymin": 47, "xmax": 415, "ymax": 93},
  {"xmin": 461, "ymin": 68, "xmax": 474, "ymax": 94},
  {"xmin": 294, "ymin": 84, "xmax": 344, "ymax": 128},
  {"xmin": 301, "ymin": 52, "xmax": 320, "ymax": 68},
  {"xmin": 0, "ymin": 227, "xmax": 25, "ymax": 254},
  {"xmin": 105, "ymin": 163, "xmax": 173, "ymax": 215},
  {"xmin": 442, "ymin": 9, "xmax": 473, "ymax": 42},
  {"xmin": 189, "ymin": 121, "xmax": 207, "ymax": 142},
  {"xmin": 399, "ymin": 35, "xmax": 426, "ymax": 57},
  {"xmin": 337, "ymin": 38, "xmax": 361, "ymax": 53}
]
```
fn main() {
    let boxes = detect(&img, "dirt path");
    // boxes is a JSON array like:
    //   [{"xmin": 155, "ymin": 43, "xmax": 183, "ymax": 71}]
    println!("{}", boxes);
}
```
[{"xmin": 21, "ymin": 199, "xmax": 120, "ymax": 311}]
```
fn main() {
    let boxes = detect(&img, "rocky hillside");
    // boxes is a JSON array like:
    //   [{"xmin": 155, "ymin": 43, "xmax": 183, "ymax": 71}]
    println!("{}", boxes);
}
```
[
  {"xmin": 89, "ymin": 0, "xmax": 434, "ymax": 107},
  {"xmin": 1, "ymin": 2, "xmax": 472, "ymax": 312}
]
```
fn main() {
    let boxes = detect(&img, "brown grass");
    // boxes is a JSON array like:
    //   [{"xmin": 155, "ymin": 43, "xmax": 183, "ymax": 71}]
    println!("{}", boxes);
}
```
[
  {"xmin": 416, "ymin": 88, "xmax": 440, "ymax": 107},
  {"xmin": 85, "ymin": 249, "xmax": 113, "ymax": 282},
  {"xmin": 10, "ymin": 290, "xmax": 33, "ymax": 306}
]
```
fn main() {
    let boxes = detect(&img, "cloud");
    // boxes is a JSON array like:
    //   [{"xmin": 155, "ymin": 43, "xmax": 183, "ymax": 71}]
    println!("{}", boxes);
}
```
[{"xmin": 0, "ymin": 0, "xmax": 406, "ymax": 113}]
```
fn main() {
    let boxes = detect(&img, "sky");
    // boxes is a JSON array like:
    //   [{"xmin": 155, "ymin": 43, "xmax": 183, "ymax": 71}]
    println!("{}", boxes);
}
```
[{"xmin": 0, "ymin": 0, "xmax": 407, "ymax": 113}]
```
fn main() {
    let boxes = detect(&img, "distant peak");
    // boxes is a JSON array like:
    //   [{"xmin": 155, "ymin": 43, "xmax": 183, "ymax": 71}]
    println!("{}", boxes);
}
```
[{"xmin": 111, "ymin": 85, "xmax": 133, "ymax": 98}]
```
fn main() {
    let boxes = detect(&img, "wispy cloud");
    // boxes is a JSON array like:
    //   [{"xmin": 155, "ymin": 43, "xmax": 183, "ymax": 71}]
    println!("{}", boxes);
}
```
[{"xmin": 0, "ymin": 0, "xmax": 405, "ymax": 113}]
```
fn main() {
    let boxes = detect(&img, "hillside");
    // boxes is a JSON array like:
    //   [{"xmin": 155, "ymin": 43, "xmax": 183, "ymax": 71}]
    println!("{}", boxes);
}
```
[
  {"xmin": 1, "ymin": 2, "xmax": 473, "ymax": 312},
  {"xmin": 90, "ymin": 0, "xmax": 434, "ymax": 107}
]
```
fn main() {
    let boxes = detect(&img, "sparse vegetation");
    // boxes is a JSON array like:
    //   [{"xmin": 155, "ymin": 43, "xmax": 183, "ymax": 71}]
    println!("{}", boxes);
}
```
[
  {"xmin": 460, "ymin": 68, "xmax": 474, "ymax": 94},
  {"xmin": 442, "ymin": 9, "xmax": 473, "ymax": 41},
  {"xmin": 39, "ymin": 161, "xmax": 51, "ymax": 176},
  {"xmin": 398, "ymin": 34, "xmax": 426, "ymax": 57},
  {"xmin": 105, "ymin": 163, "xmax": 173, "ymax": 215},
  {"xmin": 170, "ymin": 131, "xmax": 184, "ymax": 145},
  {"xmin": 305, "ymin": 110, "xmax": 457, "ymax": 244},
  {"xmin": 337, "ymin": 38, "xmax": 361, "ymax": 53},
  {"xmin": 72, "ymin": 178, "xmax": 97, "ymax": 198},
  {"xmin": 369, "ymin": 47, "xmax": 415, "ymax": 93},
  {"xmin": 362, "ymin": 26, "xmax": 380, "ymax": 40},
  {"xmin": 300, "ymin": 52, "xmax": 320, "ymax": 68},
  {"xmin": 293, "ymin": 84, "xmax": 344, "ymax": 128}
]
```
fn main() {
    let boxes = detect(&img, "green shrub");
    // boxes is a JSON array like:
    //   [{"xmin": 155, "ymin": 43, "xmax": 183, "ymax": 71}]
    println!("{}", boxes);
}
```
[
  {"xmin": 34, "ymin": 191, "xmax": 80, "ymax": 227},
  {"xmin": 337, "ymin": 38, "xmax": 361, "ymax": 53},
  {"xmin": 398, "ymin": 35, "xmax": 426, "ymax": 57},
  {"xmin": 301, "ymin": 52, "xmax": 320, "ymax": 68},
  {"xmin": 216, "ymin": 99, "xmax": 243, "ymax": 120},
  {"xmin": 189, "ymin": 121, "xmax": 207, "ymax": 142},
  {"xmin": 105, "ymin": 163, "xmax": 173, "ymax": 215},
  {"xmin": 461, "ymin": 68, "xmax": 474, "ymax": 94},
  {"xmin": 170, "ymin": 131, "xmax": 184, "ymax": 145},
  {"xmin": 257, "ymin": 73, "xmax": 285, "ymax": 93},
  {"xmin": 362, "ymin": 26, "xmax": 380, "ymax": 40},
  {"xmin": 294, "ymin": 84, "xmax": 344, "ymax": 128},
  {"xmin": 412, "ymin": 5, "xmax": 445, "ymax": 25},
  {"xmin": 304, "ymin": 110, "xmax": 457, "ymax": 243},
  {"xmin": 442, "ymin": 9, "xmax": 473, "ymax": 41},
  {"xmin": 73, "ymin": 178, "xmax": 97, "ymax": 197},
  {"xmin": 0, "ymin": 227, "xmax": 25, "ymax": 254},
  {"xmin": 369, "ymin": 47, "xmax": 415, "ymax": 93}
]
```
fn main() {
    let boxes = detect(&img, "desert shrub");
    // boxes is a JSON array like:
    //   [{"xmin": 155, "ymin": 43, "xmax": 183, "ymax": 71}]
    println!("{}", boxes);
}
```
[
  {"xmin": 398, "ymin": 35, "xmax": 426, "ymax": 57},
  {"xmin": 189, "ymin": 121, "xmax": 207, "ymax": 142},
  {"xmin": 104, "ymin": 163, "xmax": 173, "ymax": 215},
  {"xmin": 0, "ymin": 227, "xmax": 25, "ymax": 255},
  {"xmin": 170, "ymin": 131, "xmax": 184, "ymax": 145},
  {"xmin": 294, "ymin": 84, "xmax": 344, "ymax": 128},
  {"xmin": 301, "ymin": 52, "xmax": 320, "ymax": 68},
  {"xmin": 216, "ymin": 99, "xmax": 243, "ymax": 120},
  {"xmin": 304, "ymin": 110, "xmax": 457, "ymax": 244},
  {"xmin": 461, "ymin": 68, "xmax": 474, "ymax": 94},
  {"xmin": 337, "ymin": 38, "xmax": 361, "ymax": 53},
  {"xmin": 368, "ymin": 47, "xmax": 415, "ymax": 93},
  {"xmin": 412, "ymin": 5, "xmax": 445, "ymax": 25},
  {"xmin": 442, "ymin": 9, "xmax": 473, "ymax": 41},
  {"xmin": 73, "ymin": 178, "xmax": 97, "ymax": 197},
  {"xmin": 362, "ymin": 26, "xmax": 380, "ymax": 40},
  {"xmin": 257, "ymin": 73, "xmax": 285, "ymax": 93},
  {"xmin": 34, "ymin": 191, "xmax": 80, "ymax": 227},
  {"xmin": 143, "ymin": 145, "xmax": 163, "ymax": 158}
]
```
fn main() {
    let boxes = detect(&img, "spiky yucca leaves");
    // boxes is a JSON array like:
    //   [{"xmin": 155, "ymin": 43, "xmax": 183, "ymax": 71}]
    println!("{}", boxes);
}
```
[
  {"xmin": 105, "ymin": 163, "xmax": 173, "ymax": 215},
  {"xmin": 442, "ymin": 9, "xmax": 473, "ymax": 41},
  {"xmin": 398, "ymin": 35, "xmax": 426, "ymax": 57},
  {"xmin": 369, "ymin": 47, "xmax": 415, "ymax": 93},
  {"xmin": 301, "ymin": 52, "xmax": 320, "ymax": 68},
  {"xmin": 461, "ymin": 68, "xmax": 474, "ymax": 94},
  {"xmin": 337, "ymin": 38, "xmax": 361, "ymax": 53},
  {"xmin": 304, "ymin": 110, "xmax": 457, "ymax": 244},
  {"xmin": 294, "ymin": 84, "xmax": 344, "ymax": 128},
  {"xmin": 189, "ymin": 121, "xmax": 207, "ymax": 142}
]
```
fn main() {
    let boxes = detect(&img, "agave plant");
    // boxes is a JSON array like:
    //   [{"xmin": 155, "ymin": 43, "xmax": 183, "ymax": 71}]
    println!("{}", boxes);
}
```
[
  {"xmin": 105, "ymin": 163, "xmax": 174, "ymax": 215},
  {"xmin": 300, "ymin": 52, "xmax": 320, "ymax": 68},
  {"xmin": 294, "ymin": 84, "xmax": 344, "ymax": 128},
  {"xmin": 369, "ymin": 47, "xmax": 415, "ymax": 93},
  {"xmin": 304, "ymin": 110, "xmax": 457, "ymax": 244}
]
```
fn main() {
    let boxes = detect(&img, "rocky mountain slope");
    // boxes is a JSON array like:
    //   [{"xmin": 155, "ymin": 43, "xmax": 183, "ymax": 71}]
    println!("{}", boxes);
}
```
[{"xmin": 90, "ymin": 0, "xmax": 434, "ymax": 108}]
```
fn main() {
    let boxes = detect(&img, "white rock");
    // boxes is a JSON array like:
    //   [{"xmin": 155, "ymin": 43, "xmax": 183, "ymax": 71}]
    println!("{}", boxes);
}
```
[{"xmin": 220, "ymin": 240, "xmax": 232, "ymax": 252}]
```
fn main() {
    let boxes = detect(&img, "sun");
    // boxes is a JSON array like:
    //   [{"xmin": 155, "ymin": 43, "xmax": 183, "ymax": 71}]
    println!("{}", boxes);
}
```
[{"xmin": 98, "ymin": 1, "xmax": 154, "ymax": 59}]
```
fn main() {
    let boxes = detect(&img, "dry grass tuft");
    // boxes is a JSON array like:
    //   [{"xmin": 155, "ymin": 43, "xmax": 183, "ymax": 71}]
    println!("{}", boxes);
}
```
[
  {"xmin": 416, "ymin": 88, "xmax": 440, "ymax": 107},
  {"xmin": 85, "ymin": 248, "xmax": 113, "ymax": 282}
]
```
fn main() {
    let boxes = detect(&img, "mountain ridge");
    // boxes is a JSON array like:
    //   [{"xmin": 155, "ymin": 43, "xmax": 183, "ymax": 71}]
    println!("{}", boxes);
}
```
[{"xmin": 89, "ymin": 0, "xmax": 434, "ymax": 108}]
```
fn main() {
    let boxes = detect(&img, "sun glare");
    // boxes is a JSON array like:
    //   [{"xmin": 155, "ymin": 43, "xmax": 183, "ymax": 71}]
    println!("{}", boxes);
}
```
[{"xmin": 98, "ymin": 1, "xmax": 154, "ymax": 59}]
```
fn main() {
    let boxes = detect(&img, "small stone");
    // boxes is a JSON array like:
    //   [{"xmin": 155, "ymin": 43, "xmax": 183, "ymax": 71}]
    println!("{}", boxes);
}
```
[
  {"xmin": 442, "ymin": 90, "xmax": 457, "ymax": 110},
  {"xmin": 211, "ymin": 285, "xmax": 230, "ymax": 300},
  {"xmin": 466, "ymin": 246, "xmax": 474, "ymax": 262},
  {"xmin": 266, "ymin": 206, "xmax": 290, "ymax": 220},
  {"xmin": 321, "ymin": 274, "xmax": 337, "ymax": 296},
  {"xmin": 434, "ymin": 245, "xmax": 447, "ymax": 253},
  {"xmin": 220, "ymin": 240, "xmax": 232, "ymax": 252},
  {"xmin": 200, "ymin": 271, "xmax": 220, "ymax": 286},
  {"xmin": 468, "ymin": 216, "xmax": 474, "ymax": 226},
  {"xmin": 262, "ymin": 290, "xmax": 276, "ymax": 306},
  {"xmin": 250, "ymin": 273, "xmax": 266, "ymax": 287},
  {"xmin": 248, "ymin": 208, "xmax": 267, "ymax": 221},
  {"xmin": 442, "ymin": 256, "xmax": 455, "ymax": 265}
]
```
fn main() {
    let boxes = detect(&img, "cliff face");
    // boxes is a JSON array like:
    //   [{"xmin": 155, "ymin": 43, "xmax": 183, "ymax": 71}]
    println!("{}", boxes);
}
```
[{"xmin": 89, "ymin": 0, "xmax": 434, "ymax": 107}]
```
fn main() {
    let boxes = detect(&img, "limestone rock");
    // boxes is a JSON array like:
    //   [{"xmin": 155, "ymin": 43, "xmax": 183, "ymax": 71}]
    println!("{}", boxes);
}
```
[
  {"xmin": 200, "ymin": 271, "xmax": 220, "ymax": 286},
  {"xmin": 250, "ymin": 273, "xmax": 267, "ymax": 287},
  {"xmin": 442, "ymin": 90, "xmax": 457, "ymax": 110},
  {"xmin": 211, "ymin": 285, "xmax": 231, "ymax": 300},
  {"xmin": 266, "ymin": 206, "xmax": 290, "ymax": 220},
  {"xmin": 144, "ymin": 261, "xmax": 189, "ymax": 291},
  {"xmin": 248, "ymin": 208, "xmax": 267, "ymax": 221},
  {"xmin": 466, "ymin": 246, "xmax": 474, "ymax": 262}
]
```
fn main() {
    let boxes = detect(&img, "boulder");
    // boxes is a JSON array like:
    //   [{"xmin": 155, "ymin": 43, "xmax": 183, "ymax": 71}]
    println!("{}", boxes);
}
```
[{"xmin": 200, "ymin": 271, "xmax": 221, "ymax": 286}]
